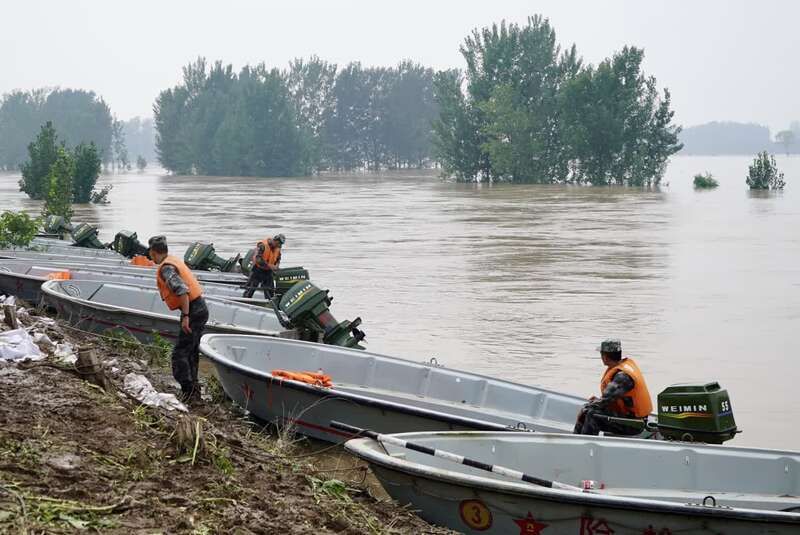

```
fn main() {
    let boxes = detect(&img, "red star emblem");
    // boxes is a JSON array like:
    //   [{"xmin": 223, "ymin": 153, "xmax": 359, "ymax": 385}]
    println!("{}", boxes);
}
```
[
  {"xmin": 241, "ymin": 382, "xmax": 254, "ymax": 401},
  {"xmin": 514, "ymin": 512, "xmax": 548, "ymax": 534}
]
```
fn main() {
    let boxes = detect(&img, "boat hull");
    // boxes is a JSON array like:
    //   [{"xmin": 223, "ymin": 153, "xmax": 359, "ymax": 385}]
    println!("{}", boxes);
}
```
[
  {"xmin": 41, "ymin": 280, "xmax": 294, "ymax": 344},
  {"xmin": 367, "ymin": 465, "xmax": 798, "ymax": 534},
  {"xmin": 212, "ymin": 361, "xmax": 518, "ymax": 441},
  {"xmin": 200, "ymin": 335, "xmax": 583, "ymax": 443},
  {"xmin": 347, "ymin": 432, "xmax": 800, "ymax": 535},
  {"xmin": 0, "ymin": 270, "xmax": 43, "ymax": 303}
]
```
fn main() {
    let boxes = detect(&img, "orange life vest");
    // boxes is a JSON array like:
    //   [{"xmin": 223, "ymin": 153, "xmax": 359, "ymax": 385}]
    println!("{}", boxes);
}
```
[
  {"xmin": 257, "ymin": 238, "xmax": 281, "ymax": 268},
  {"xmin": 131, "ymin": 255, "xmax": 155, "ymax": 267},
  {"xmin": 600, "ymin": 357, "xmax": 653, "ymax": 418},
  {"xmin": 271, "ymin": 370, "xmax": 332, "ymax": 388},
  {"xmin": 46, "ymin": 271, "xmax": 71, "ymax": 280},
  {"xmin": 156, "ymin": 255, "xmax": 203, "ymax": 310}
]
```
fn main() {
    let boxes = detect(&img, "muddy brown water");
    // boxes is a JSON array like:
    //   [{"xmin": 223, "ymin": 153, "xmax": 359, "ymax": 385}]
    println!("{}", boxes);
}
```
[{"xmin": 2, "ymin": 155, "xmax": 798, "ymax": 450}]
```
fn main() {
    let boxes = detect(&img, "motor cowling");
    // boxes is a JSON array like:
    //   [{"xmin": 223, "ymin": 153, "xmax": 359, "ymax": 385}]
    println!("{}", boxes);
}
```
[
  {"xmin": 70, "ymin": 223, "xmax": 106, "ymax": 249},
  {"xmin": 42, "ymin": 215, "xmax": 73, "ymax": 238},
  {"xmin": 275, "ymin": 267, "xmax": 310, "ymax": 296},
  {"xmin": 184, "ymin": 242, "xmax": 240, "ymax": 272},
  {"xmin": 278, "ymin": 281, "xmax": 365, "ymax": 349},
  {"xmin": 112, "ymin": 230, "xmax": 150, "ymax": 259},
  {"xmin": 656, "ymin": 382, "xmax": 737, "ymax": 444}
]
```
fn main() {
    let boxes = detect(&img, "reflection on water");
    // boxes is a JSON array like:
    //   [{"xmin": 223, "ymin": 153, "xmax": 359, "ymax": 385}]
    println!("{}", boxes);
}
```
[{"xmin": 2, "ymin": 155, "xmax": 798, "ymax": 449}]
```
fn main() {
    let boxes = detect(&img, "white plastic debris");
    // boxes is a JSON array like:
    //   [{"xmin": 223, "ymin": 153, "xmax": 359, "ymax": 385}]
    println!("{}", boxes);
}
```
[
  {"xmin": 32, "ymin": 332, "xmax": 56, "ymax": 352},
  {"xmin": 54, "ymin": 342, "xmax": 77, "ymax": 364},
  {"xmin": 123, "ymin": 373, "xmax": 187, "ymax": 413},
  {"xmin": 0, "ymin": 328, "xmax": 44, "ymax": 361}
]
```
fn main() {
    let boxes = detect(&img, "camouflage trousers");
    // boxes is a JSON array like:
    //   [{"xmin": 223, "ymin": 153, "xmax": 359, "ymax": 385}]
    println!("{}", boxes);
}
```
[{"xmin": 172, "ymin": 297, "xmax": 209, "ymax": 394}]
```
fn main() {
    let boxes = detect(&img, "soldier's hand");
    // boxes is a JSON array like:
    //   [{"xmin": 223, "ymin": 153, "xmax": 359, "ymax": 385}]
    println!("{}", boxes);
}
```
[{"xmin": 181, "ymin": 316, "xmax": 192, "ymax": 334}]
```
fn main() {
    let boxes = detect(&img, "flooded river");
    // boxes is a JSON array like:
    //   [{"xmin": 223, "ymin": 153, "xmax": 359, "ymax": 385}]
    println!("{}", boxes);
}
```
[{"xmin": 1, "ymin": 155, "xmax": 798, "ymax": 449}]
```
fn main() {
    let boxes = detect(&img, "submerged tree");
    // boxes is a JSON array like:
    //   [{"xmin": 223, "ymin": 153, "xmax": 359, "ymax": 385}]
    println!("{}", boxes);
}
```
[
  {"xmin": 42, "ymin": 147, "xmax": 75, "ymax": 221},
  {"xmin": 19, "ymin": 122, "xmax": 61, "ymax": 200},
  {"xmin": 746, "ymin": 151, "xmax": 785, "ymax": 190},
  {"xmin": 73, "ymin": 142, "xmax": 102, "ymax": 203}
]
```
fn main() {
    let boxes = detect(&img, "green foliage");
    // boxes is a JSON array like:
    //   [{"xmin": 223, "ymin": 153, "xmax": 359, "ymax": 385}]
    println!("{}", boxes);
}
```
[
  {"xmin": 136, "ymin": 155, "xmax": 147, "ymax": 171},
  {"xmin": 42, "ymin": 147, "xmax": 75, "ymax": 221},
  {"xmin": 0, "ymin": 88, "xmax": 114, "ymax": 169},
  {"xmin": 746, "ymin": 151, "xmax": 785, "ymax": 190},
  {"xmin": 20, "ymin": 123, "xmax": 110, "ymax": 205},
  {"xmin": 19, "ymin": 121, "xmax": 60, "ymax": 200},
  {"xmin": 434, "ymin": 16, "xmax": 682, "ymax": 185},
  {"xmin": 154, "ymin": 57, "xmax": 439, "ymax": 175},
  {"xmin": 155, "ymin": 59, "xmax": 311, "ymax": 177},
  {"xmin": 147, "ymin": 332, "xmax": 172, "ymax": 368},
  {"xmin": 693, "ymin": 172, "xmax": 719, "ymax": 189},
  {"xmin": 73, "ymin": 142, "xmax": 102, "ymax": 202},
  {"xmin": 432, "ymin": 70, "xmax": 487, "ymax": 180},
  {"xmin": 0, "ymin": 210, "xmax": 40, "ymax": 248}
]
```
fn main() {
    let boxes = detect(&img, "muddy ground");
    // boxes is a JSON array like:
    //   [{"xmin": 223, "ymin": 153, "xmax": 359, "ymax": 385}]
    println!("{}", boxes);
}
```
[{"xmin": 0, "ymin": 304, "xmax": 456, "ymax": 534}]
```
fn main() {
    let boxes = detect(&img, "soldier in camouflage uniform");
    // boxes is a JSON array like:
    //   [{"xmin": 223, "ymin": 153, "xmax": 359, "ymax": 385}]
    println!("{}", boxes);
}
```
[{"xmin": 574, "ymin": 338, "xmax": 653, "ymax": 436}]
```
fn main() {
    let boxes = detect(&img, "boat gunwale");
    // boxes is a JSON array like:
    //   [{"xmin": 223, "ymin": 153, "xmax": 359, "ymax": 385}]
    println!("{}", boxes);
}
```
[
  {"xmin": 41, "ymin": 280, "xmax": 287, "ymax": 337},
  {"xmin": 344, "ymin": 434, "xmax": 800, "ymax": 524},
  {"xmin": 0, "ymin": 253, "xmax": 247, "ymax": 282}
]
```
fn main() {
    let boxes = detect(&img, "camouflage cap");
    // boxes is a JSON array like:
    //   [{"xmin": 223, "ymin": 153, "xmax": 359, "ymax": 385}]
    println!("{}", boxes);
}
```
[
  {"xmin": 597, "ymin": 339, "xmax": 621, "ymax": 353},
  {"xmin": 273, "ymin": 233, "xmax": 286, "ymax": 245},
  {"xmin": 148, "ymin": 235, "xmax": 168, "ymax": 249}
]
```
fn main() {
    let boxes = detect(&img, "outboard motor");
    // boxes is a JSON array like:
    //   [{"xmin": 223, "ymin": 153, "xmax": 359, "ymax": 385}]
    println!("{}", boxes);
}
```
[
  {"xmin": 42, "ymin": 215, "xmax": 73, "ymax": 238},
  {"xmin": 277, "ymin": 281, "xmax": 365, "ymax": 349},
  {"xmin": 275, "ymin": 267, "xmax": 310, "ymax": 296},
  {"xmin": 70, "ymin": 223, "xmax": 106, "ymax": 249},
  {"xmin": 240, "ymin": 248, "xmax": 256, "ymax": 276},
  {"xmin": 184, "ymin": 242, "xmax": 240, "ymax": 272},
  {"xmin": 656, "ymin": 382, "xmax": 738, "ymax": 444},
  {"xmin": 112, "ymin": 230, "xmax": 150, "ymax": 259}
]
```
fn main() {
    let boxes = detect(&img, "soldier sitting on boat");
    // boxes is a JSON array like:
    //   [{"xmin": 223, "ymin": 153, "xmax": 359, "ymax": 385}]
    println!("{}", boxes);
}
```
[
  {"xmin": 243, "ymin": 233, "xmax": 285, "ymax": 299},
  {"xmin": 574, "ymin": 339, "xmax": 653, "ymax": 436}
]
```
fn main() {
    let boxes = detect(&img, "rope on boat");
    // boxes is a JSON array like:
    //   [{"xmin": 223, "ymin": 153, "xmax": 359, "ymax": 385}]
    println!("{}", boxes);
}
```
[{"xmin": 330, "ymin": 421, "xmax": 583, "ymax": 492}]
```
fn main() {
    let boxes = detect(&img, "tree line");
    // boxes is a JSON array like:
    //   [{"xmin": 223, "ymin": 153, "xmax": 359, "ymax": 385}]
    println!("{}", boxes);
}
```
[
  {"xmin": 154, "ymin": 16, "xmax": 681, "ymax": 185},
  {"xmin": 433, "ymin": 16, "xmax": 681, "ymax": 185},
  {"xmin": 4, "ymin": 15, "xmax": 683, "ymax": 186},
  {"xmin": 0, "ymin": 88, "xmax": 156, "ymax": 173},
  {"xmin": 154, "ymin": 57, "xmax": 438, "ymax": 176},
  {"xmin": 680, "ymin": 121, "xmax": 800, "ymax": 156}
]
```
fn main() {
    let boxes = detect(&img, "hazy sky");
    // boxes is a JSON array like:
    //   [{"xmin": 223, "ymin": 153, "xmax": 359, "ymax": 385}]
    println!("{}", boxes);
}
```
[{"xmin": 1, "ymin": 0, "xmax": 798, "ymax": 132}]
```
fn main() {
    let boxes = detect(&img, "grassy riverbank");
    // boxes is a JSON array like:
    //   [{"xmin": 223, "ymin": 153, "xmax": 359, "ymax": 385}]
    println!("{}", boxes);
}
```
[{"xmin": 0, "ymin": 304, "xmax": 453, "ymax": 534}]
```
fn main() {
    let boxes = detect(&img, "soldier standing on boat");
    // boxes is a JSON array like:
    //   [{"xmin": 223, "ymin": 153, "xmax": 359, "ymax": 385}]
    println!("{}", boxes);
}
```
[
  {"xmin": 574, "ymin": 339, "xmax": 653, "ymax": 436},
  {"xmin": 148, "ymin": 235, "xmax": 209, "ymax": 404},
  {"xmin": 243, "ymin": 233, "xmax": 285, "ymax": 299}
]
